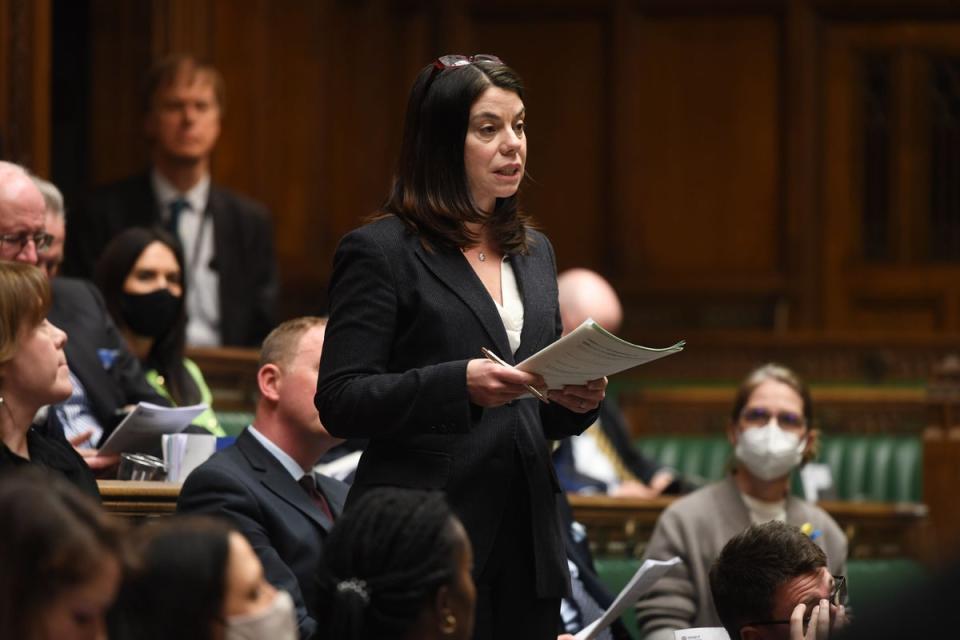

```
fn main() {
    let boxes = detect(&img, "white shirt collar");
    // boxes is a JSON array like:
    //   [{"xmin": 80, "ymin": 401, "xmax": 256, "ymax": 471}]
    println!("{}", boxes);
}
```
[
  {"xmin": 151, "ymin": 168, "xmax": 211, "ymax": 216},
  {"xmin": 246, "ymin": 425, "xmax": 309, "ymax": 480}
]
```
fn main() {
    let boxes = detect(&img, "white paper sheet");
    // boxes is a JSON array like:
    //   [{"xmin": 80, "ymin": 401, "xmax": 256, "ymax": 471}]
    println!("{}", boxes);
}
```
[
  {"xmin": 515, "ymin": 319, "xmax": 684, "ymax": 389},
  {"xmin": 574, "ymin": 556, "xmax": 682, "ymax": 640},
  {"xmin": 98, "ymin": 402, "xmax": 207, "ymax": 455}
]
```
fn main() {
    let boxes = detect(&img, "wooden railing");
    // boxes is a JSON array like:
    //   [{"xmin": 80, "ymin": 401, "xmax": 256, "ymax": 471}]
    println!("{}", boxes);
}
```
[
  {"xmin": 97, "ymin": 481, "xmax": 930, "ymax": 560},
  {"xmin": 567, "ymin": 494, "xmax": 931, "ymax": 561},
  {"xmin": 185, "ymin": 346, "xmax": 260, "ymax": 412}
]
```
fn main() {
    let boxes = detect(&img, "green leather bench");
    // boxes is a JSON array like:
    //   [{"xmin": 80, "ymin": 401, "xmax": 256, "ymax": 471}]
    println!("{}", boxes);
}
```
[
  {"xmin": 633, "ymin": 434, "xmax": 923, "ymax": 502},
  {"xmin": 216, "ymin": 411, "xmax": 255, "ymax": 438}
]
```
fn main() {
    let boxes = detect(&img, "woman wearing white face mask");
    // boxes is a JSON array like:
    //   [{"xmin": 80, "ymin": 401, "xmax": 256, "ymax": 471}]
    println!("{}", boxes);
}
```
[
  {"xmin": 635, "ymin": 364, "xmax": 848, "ymax": 640},
  {"xmin": 108, "ymin": 516, "xmax": 298, "ymax": 640}
]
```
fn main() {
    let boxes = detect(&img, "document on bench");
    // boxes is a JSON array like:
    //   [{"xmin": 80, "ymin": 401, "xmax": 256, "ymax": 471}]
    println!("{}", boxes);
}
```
[
  {"xmin": 575, "ymin": 556, "xmax": 681, "ymax": 640},
  {"xmin": 98, "ymin": 402, "xmax": 207, "ymax": 455},
  {"xmin": 515, "ymin": 318, "xmax": 685, "ymax": 389}
]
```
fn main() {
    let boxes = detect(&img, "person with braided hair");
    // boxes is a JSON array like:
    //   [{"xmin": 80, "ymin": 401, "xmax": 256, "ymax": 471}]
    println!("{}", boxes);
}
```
[{"xmin": 314, "ymin": 488, "xmax": 476, "ymax": 640}]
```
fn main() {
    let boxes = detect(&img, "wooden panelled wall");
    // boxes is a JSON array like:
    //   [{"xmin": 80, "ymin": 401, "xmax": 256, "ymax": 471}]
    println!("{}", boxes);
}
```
[{"xmin": 8, "ymin": 0, "xmax": 960, "ymax": 332}]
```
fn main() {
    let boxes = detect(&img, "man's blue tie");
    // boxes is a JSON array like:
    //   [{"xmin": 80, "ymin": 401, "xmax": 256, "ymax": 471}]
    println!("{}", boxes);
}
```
[{"xmin": 166, "ymin": 197, "xmax": 189, "ymax": 236}]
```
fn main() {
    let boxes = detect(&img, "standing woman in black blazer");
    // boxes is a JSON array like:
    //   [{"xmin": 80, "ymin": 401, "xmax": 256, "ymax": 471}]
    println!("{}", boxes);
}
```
[{"xmin": 316, "ymin": 55, "xmax": 606, "ymax": 640}]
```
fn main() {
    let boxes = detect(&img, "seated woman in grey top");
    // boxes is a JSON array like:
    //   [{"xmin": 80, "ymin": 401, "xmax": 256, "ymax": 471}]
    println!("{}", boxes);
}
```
[{"xmin": 635, "ymin": 363, "xmax": 847, "ymax": 640}]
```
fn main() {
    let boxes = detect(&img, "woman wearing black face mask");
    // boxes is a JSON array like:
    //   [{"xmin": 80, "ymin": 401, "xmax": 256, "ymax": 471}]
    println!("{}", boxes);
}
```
[{"xmin": 95, "ymin": 227, "xmax": 223, "ymax": 435}]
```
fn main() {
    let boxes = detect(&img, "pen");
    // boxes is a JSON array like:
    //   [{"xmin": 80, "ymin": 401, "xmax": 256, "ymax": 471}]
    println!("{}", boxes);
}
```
[{"xmin": 480, "ymin": 347, "xmax": 548, "ymax": 403}]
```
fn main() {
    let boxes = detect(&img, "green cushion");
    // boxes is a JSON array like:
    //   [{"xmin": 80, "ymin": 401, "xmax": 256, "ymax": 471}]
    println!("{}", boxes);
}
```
[
  {"xmin": 846, "ymin": 557, "xmax": 927, "ymax": 610},
  {"xmin": 633, "ymin": 434, "xmax": 923, "ymax": 502},
  {"xmin": 215, "ymin": 411, "xmax": 254, "ymax": 438}
]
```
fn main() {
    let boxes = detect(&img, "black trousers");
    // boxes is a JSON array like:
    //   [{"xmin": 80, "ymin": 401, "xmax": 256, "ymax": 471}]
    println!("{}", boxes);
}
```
[{"xmin": 472, "ymin": 465, "xmax": 562, "ymax": 640}]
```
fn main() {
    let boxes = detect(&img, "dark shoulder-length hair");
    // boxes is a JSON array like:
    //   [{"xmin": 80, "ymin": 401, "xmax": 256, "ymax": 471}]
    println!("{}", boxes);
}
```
[
  {"xmin": 108, "ymin": 516, "xmax": 233, "ymax": 640},
  {"xmin": 94, "ymin": 226, "xmax": 199, "ymax": 406},
  {"xmin": 381, "ymin": 55, "xmax": 533, "ymax": 254}
]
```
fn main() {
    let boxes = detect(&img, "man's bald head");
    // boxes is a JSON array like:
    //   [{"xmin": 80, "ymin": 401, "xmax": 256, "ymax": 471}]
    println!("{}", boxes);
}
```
[
  {"xmin": 557, "ymin": 268, "xmax": 623, "ymax": 335},
  {"xmin": 0, "ymin": 162, "xmax": 46, "ymax": 265}
]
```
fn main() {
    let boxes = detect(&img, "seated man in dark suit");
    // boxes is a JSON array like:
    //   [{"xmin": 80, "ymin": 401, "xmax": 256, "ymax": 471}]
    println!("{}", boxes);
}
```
[
  {"xmin": 554, "ymin": 269, "xmax": 685, "ymax": 497},
  {"xmin": 178, "ymin": 316, "xmax": 348, "ymax": 640},
  {"xmin": 0, "ymin": 166, "xmax": 166, "ymax": 467},
  {"xmin": 64, "ymin": 54, "xmax": 278, "ymax": 347}
]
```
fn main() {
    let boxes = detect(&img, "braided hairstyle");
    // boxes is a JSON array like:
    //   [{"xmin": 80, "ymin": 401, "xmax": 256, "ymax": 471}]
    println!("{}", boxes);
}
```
[{"xmin": 315, "ymin": 488, "xmax": 467, "ymax": 639}]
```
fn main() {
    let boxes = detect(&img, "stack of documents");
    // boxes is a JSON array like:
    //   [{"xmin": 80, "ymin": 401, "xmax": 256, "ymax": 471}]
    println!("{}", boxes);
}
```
[
  {"xmin": 516, "ymin": 319, "xmax": 685, "ymax": 389},
  {"xmin": 98, "ymin": 402, "xmax": 207, "ymax": 456}
]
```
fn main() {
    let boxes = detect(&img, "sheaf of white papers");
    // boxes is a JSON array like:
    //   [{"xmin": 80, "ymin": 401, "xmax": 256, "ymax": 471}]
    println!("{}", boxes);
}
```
[
  {"xmin": 515, "ymin": 319, "xmax": 685, "ymax": 389},
  {"xmin": 98, "ymin": 401, "xmax": 207, "ymax": 455},
  {"xmin": 575, "ymin": 556, "xmax": 681, "ymax": 640},
  {"xmin": 574, "ymin": 556, "xmax": 681, "ymax": 640}
]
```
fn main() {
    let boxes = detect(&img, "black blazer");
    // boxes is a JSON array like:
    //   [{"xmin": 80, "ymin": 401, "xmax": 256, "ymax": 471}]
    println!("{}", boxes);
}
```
[
  {"xmin": 64, "ymin": 172, "xmax": 278, "ymax": 347},
  {"xmin": 316, "ymin": 216, "xmax": 598, "ymax": 599},
  {"xmin": 177, "ymin": 428, "xmax": 348, "ymax": 640},
  {"xmin": 45, "ymin": 277, "xmax": 169, "ymax": 442}
]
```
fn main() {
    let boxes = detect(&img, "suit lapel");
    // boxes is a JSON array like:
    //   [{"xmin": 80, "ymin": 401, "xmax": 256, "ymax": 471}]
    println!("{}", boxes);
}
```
[
  {"xmin": 237, "ymin": 431, "xmax": 334, "ymax": 531},
  {"xmin": 414, "ymin": 243, "xmax": 513, "ymax": 360}
]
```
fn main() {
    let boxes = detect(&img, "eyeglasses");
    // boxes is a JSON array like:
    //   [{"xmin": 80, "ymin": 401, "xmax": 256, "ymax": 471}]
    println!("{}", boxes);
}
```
[
  {"xmin": 0, "ymin": 231, "xmax": 54, "ymax": 254},
  {"xmin": 740, "ymin": 406, "xmax": 807, "ymax": 430},
  {"xmin": 740, "ymin": 575, "xmax": 847, "ymax": 633}
]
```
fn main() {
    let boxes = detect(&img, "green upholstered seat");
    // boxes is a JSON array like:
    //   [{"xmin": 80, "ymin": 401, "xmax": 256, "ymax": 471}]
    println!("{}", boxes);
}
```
[
  {"xmin": 215, "ymin": 411, "xmax": 254, "ymax": 438},
  {"xmin": 633, "ymin": 434, "xmax": 922, "ymax": 502}
]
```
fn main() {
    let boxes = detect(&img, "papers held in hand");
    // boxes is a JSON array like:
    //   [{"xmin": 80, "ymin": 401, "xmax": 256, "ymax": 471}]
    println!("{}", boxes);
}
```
[
  {"xmin": 98, "ymin": 402, "xmax": 207, "ymax": 455},
  {"xmin": 575, "ymin": 556, "xmax": 682, "ymax": 640},
  {"xmin": 515, "ymin": 318, "xmax": 684, "ymax": 390}
]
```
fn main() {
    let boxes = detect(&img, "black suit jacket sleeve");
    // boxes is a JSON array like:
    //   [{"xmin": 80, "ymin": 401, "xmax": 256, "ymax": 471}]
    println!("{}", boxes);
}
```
[
  {"xmin": 178, "ymin": 463, "xmax": 317, "ymax": 640},
  {"xmin": 315, "ymin": 228, "xmax": 476, "ymax": 438}
]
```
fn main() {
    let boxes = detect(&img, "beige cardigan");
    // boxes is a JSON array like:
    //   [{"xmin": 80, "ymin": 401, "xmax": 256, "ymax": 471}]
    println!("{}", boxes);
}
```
[{"xmin": 635, "ymin": 474, "xmax": 847, "ymax": 639}]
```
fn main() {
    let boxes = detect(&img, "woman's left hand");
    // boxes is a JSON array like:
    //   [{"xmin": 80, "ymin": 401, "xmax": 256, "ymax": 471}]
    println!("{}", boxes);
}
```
[{"xmin": 547, "ymin": 376, "xmax": 606, "ymax": 413}]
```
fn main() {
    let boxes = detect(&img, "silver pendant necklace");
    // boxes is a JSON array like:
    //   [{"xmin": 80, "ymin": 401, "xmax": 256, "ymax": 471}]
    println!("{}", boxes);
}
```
[{"xmin": 462, "ymin": 247, "xmax": 486, "ymax": 262}]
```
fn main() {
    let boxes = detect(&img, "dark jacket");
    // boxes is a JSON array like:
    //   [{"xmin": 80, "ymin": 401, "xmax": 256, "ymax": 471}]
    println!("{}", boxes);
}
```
[
  {"xmin": 316, "ymin": 215, "xmax": 597, "ymax": 600},
  {"xmin": 177, "ymin": 428, "xmax": 348, "ymax": 640},
  {"xmin": 0, "ymin": 429, "xmax": 100, "ymax": 500},
  {"xmin": 64, "ymin": 172, "xmax": 278, "ymax": 347}
]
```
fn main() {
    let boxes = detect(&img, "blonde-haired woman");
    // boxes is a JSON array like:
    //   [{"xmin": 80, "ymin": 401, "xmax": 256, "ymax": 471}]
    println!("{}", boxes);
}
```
[{"xmin": 0, "ymin": 262, "xmax": 98, "ymax": 498}]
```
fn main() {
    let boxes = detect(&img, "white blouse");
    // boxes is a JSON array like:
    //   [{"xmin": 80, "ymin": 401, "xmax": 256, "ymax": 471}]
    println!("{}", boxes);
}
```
[{"xmin": 494, "ymin": 257, "xmax": 524, "ymax": 355}]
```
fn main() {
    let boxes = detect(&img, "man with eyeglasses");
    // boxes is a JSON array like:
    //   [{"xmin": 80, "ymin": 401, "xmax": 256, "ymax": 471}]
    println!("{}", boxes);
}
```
[
  {"xmin": 0, "ymin": 162, "xmax": 167, "ymax": 466},
  {"xmin": 709, "ymin": 521, "xmax": 849, "ymax": 640}
]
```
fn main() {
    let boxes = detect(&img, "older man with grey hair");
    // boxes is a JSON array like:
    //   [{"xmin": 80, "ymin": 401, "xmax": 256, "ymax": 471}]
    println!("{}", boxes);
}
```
[
  {"xmin": 0, "ymin": 162, "xmax": 166, "ymax": 468},
  {"xmin": 30, "ymin": 175, "xmax": 66, "ymax": 278}
]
